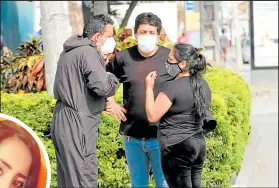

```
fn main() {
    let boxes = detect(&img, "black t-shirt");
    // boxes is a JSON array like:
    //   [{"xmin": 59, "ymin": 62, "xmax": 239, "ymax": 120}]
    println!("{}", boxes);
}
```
[
  {"xmin": 106, "ymin": 45, "xmax": 174, "ymax": 138},
  {"xmin": 158, "ymin": 76, "xmax": 211, "ymax": 150}
]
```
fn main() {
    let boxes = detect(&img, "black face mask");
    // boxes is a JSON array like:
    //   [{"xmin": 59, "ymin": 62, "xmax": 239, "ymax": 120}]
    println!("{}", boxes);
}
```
[{"xmin": 165, "ymin": 60, "xmax": 182, "ymax": 77}]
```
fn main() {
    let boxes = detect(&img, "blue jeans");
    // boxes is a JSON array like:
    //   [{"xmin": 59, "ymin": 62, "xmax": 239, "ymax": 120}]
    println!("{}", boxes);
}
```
[{"xmin": 124, "ymin": 136, "xmax": 168, "ymax": 188}]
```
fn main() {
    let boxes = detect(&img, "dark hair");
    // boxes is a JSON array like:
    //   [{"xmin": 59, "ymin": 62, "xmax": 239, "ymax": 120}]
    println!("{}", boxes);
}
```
[
  {"xmin": 0, "ymin": 120, "xmax": 41, "ymax": 188},
  {"xmin": 82, "ymin": 14, "xmax": 114, "ymax": 38},
  {"xmin": 134, "ymin": 12, "xmax": 162, "ymax": 34},
  {"xmin": 221, "ymin": 28, "xmax": 226, "ymax": 34},
  {"xmin": 173, "ymin": 43, "xmax": 207, "ymax": 118}
]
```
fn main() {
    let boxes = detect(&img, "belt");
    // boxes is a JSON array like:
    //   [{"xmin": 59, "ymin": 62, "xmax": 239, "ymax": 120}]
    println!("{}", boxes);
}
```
[{"xmin": 124, "ymin": 135, "xmax": 157, "ymax": 141}]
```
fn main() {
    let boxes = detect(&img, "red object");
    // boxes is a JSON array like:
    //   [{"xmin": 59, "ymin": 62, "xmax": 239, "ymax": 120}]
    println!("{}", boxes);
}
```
[{"xmin": 177, "ymin": 33, "xmax": 189, "ymax": 44}]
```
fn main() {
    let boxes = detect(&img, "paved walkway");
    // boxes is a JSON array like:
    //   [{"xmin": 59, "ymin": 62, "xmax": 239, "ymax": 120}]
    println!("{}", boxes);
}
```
[
  {"xmin": 245, "ymin": 70, "xmax": 278, "ymax": 187},
  {"xmin": 224, "ymin": 47, "xmax": 278, "ymax": 187}
]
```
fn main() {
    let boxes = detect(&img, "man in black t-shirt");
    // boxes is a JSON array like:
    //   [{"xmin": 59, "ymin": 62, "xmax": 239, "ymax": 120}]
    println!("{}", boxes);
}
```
[{"xmin": 106, "ymin": 12, "xmax": 173, "ymax": 188}]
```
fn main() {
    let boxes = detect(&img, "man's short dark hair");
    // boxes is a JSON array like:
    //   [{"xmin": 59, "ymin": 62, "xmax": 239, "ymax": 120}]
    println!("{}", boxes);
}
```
[
  {"xmin": 134, "ymin": 12, "xmax": 162, "ymax": 34},
  {"xmin": 221, "ymin": 28, "xmax": 226, "ymax": 34},
  {"xmin": 83, "ymin": 14, "xmax": 114, "ymax": 38}
]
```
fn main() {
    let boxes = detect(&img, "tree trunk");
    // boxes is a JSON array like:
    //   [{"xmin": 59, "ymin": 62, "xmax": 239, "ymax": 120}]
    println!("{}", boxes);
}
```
[
  {"xmin": 91, "ymin": 1, "xmax": 108, "ymax": 15},
  {"xmin": 82, "ymin": 1, "xmax": 92, "ymax": 22},
  {"xmin": 120, "ymin": 1, "xmax": 138, "ymax": 28},
  {"xmin": 68, "ymin": 1, "xmax": 84, "ymax": 35},
  {"xmin": 107, "ymin": 1, "xmax": 111, "ymax": 14},
  {"xmin": 40, "ymin": 2, "xmax": 72, "ymax": 95}
]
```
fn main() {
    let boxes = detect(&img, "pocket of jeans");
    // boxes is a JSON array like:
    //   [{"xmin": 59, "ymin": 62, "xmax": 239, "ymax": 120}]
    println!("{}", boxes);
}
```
[
  {"xmin": 161, "ymin": 147, "xmax": 171, "ymax": 158},
  {"xmin": 179, "ymin": 137, "xmax": 200, "ymax": 157}
]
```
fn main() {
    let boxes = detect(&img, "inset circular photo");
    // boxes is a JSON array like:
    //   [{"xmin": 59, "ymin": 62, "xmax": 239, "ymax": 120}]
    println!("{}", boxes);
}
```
[{"xmin": 0, "ymin": 113, "xmax": 51, "ymax": 188}]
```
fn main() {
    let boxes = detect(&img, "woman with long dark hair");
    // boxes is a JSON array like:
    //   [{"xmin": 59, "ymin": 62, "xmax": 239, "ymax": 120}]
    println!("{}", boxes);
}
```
[
  {"xmin": 145, "ymin": 43, "xmax": 213, "ymax": 188},
  {"xmin": 0, "ymin": 119, "xmax": 41, "ymax": 188}
]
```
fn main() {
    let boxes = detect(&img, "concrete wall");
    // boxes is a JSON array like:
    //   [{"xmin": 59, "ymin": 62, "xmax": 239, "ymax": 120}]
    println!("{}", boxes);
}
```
[{"xmin": 1, "ymin": 1, "xmax": 35, "ymax": 51}]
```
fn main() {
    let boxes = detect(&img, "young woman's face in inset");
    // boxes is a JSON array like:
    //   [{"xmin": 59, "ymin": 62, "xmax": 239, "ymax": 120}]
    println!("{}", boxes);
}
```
[{"xmin": 0, "ymin": 136, "xmax": 32, "ymax": 188}]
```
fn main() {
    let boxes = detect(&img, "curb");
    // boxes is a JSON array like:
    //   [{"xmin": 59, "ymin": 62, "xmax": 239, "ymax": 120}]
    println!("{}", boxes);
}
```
[
  {"xmin": 232, "ymin": 125, "xmax": 261, "ymax": 187},
  {"xmin": 228, "ymin": 185, "xmax": 246, "ymax": 187}
]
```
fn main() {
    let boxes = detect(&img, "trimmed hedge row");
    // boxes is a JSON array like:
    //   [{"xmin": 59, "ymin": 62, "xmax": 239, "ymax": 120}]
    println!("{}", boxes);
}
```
[{"xmin": 1, "ymin": 67, "xmax": 252, "ymax": 187}]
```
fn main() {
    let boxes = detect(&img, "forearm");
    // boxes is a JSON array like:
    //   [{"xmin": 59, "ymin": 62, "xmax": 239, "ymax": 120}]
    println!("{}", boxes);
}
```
[
  {"xmin": 105, "ymin": 91, "xmax": 127, "ymax": 123},
  {"xmin": 92, "ymin": 72, "xmax": 119, "ymax": 97},
  {"xmin": 145, "ymin": 87, "xmax": 155, "ymax": 122},
  {"xmin": 106, "ymin": 96, "xmax": 115, "ymax": 103},
  {"xmin": 105, "ymin": 96, "xmax": 116, "ymax": 112}
]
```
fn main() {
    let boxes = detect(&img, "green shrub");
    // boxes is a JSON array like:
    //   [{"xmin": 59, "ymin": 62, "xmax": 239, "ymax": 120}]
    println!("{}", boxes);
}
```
[
  {"xmin": 1, "ymin": 67, "xmax": 252, "ymax": 187},
  {"xmin": 201, "ymin": 67, "xmax": 252, "ymax": 187}
]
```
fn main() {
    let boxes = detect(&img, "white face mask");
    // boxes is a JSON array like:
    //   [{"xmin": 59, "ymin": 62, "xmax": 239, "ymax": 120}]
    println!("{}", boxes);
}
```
[
  {"xmin": 98, "ymin": 36, "xmax": 116, "ymax": 55},
  {"xmin": 137, "ymin": 35, "xmax": 157, "ymax": 53}
]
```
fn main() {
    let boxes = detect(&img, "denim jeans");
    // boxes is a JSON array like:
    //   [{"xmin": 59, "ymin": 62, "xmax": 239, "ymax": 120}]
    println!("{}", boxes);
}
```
[
  {"xmin": 160, "ymin": 133, "xmax": 206, "ymax": 188},
  {"xmin": 124, "ymin": 136, "xmax": 168, "ymax": 188}
]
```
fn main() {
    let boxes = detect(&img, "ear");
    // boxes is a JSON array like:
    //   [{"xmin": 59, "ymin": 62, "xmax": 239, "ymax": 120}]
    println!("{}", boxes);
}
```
[
  {"xmin": 92, "ymin": 33, "xmax": 101, "ymax": 42},
  {"xmin": 180, "ymin": 60, "xmax": 188, "ymax": 70},
  {"xmin": 156, "ymin": 35, "xmax": 159, "ymax": 43}
]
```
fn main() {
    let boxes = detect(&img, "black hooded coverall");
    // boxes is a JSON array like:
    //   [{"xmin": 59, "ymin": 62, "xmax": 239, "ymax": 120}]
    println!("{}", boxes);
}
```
[{"xmin": 51, "ymin": 35, "xmax": 119, "ymax": 187}]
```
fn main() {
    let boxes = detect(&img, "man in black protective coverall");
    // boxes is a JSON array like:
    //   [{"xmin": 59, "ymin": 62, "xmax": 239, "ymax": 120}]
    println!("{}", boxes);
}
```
[{"xmin": 51, "ymin": 14, "xmax": 119, "ymax": 187}]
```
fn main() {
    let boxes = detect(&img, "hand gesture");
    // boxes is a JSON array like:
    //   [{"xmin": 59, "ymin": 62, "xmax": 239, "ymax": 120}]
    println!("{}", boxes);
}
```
[
  {"xmin": 145, "ymin": 71, "xmax": 157, "ymax": 89},
  {"xmin": 105, "ymin": 98, "xmax": 127, "ymax": 123}
]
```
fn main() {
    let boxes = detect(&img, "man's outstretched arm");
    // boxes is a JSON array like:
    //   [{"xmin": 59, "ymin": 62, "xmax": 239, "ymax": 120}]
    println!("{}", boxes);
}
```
[{"xmin": 105, "ymin": 54, "xmax": 127, "ymax": 123}]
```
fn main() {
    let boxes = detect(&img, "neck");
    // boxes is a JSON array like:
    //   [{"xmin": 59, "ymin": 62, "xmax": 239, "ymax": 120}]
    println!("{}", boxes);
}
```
[
  {"xmin": 138, "ymin": 45, "xmax": 159, "ymax": 57},
  {"xmin": 176, "ymin": 71, "xmax": 190, "ymax": 78},
  {"xmin": 94, "ymin": 42, "xmax": 102, "ymax": 53},
  {"xmin": 95, "ymin": 45, "xmax": 101, "ymax": 53}
]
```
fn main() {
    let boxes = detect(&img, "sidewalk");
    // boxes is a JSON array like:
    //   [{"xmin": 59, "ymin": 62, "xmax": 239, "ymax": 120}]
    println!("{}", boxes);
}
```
[{"xmin": 224, "ymin": 47, "xmax": 278, "ymax": 187}]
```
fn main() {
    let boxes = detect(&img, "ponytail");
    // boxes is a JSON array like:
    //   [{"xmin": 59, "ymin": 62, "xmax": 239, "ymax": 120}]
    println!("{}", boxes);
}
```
[
  {"xmin": 173, "ymin": 43, "xmax": 208, "ymax": 118},
  {"xmin": 189, "ymin": 53, "xmax": 207, "ymax": 118}
]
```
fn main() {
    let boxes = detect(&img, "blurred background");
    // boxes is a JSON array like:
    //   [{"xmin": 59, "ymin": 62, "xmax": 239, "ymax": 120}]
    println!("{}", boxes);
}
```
[
  {"xmin": 1, "ymin": 1, "xmax": 278, "ymax": 69},
  {"xmin": 1, "ymin": 1, "xmax": 278, "ymax": 187}
]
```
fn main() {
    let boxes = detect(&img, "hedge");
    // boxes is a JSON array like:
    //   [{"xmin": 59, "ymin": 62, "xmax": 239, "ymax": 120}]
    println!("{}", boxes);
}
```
[{"xmin": 1, "ymin": 67, "xmax": 252, "ymax": 188}]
